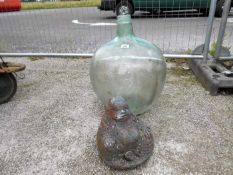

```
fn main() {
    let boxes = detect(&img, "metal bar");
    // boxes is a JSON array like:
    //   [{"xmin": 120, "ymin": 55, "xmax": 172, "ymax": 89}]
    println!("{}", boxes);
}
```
[
  {"xmin": 0, "ymin": 53, "xmax": 94, "ymax": 58},
  {"xmin": 163, "ymin": 54, "xmax": 203, "ymax": 59},
  {"xmin": 218, "ymin": 56, "xmax": 233, "ymax": 61},
  {"xmin": 215, "ymin": 0, "xmax": 232, "ymax": 59},
  {"xmin": 0, "ymin": 53, "xmax": 203, "ymax": 59},
  {"xmin": 202, "ymin": 0, "xmax": 217, "ymax": 63}
]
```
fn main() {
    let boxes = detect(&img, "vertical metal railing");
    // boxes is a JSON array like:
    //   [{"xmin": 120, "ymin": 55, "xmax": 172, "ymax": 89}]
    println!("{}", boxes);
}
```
[
  {"xmin": 202, "ymin": 0, "xmax": 217, "ymax": 63},
  {"xmin": 215, "ymin": 0, "xmax": 232, "ymax": 60}
]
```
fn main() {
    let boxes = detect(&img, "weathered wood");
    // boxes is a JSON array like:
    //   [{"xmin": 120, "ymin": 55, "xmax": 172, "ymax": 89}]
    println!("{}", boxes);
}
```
[{"xmin": 0, "ymin": 62, "xmax": 26, "ymax": 74}]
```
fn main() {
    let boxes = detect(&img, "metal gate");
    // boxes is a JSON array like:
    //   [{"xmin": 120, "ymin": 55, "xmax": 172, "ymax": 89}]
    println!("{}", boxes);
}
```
[{"xmin": 0, "ymin": 0, "xmax": 232, "ymax": 60}]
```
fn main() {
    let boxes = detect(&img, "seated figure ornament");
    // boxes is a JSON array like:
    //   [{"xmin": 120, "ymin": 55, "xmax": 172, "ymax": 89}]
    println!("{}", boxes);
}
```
[{"xmin": 96, "ymin": 96, "xmax": 154, "ymax": 170}]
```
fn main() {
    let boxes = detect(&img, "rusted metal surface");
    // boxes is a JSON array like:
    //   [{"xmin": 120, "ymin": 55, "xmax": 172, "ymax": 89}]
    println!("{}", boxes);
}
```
[
  {"xmin": 97, "ymin": 96, "xmax": 154, "ymax": 170},
  {"xmin": 0, "ymin": 62, "xmax": 26, "ymax": 74}
]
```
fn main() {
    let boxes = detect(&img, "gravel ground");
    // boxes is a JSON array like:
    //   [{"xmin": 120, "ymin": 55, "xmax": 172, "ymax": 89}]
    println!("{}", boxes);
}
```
[{"xmin": 0, "ymin": 57, "xmax": 233, "ymax": 175}]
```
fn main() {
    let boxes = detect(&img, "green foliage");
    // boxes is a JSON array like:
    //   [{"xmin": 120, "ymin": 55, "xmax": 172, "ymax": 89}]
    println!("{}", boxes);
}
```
[
  {"xmin": 208, "ymin": 41, "xmax": 231, "ymax": 57},
  {"xmin": 184, "ymin": 48, "xmax": 193, "ymax": 54},
  {"xmin": 208, "ymin": 42, "xmax": 217, "ymax": 57},
  {"xmin": 28, "ymin": 56, "xmax": 45, "ymax": 61},
  {"xmin": 22, "ymin": 0, "xmax": 100, "ymax": 10}
]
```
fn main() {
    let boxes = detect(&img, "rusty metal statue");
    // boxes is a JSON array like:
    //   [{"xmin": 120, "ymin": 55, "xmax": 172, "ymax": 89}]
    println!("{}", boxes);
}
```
[{"xmin": 97, "ymin": 96, "xmax": 154, "ymax": 170}]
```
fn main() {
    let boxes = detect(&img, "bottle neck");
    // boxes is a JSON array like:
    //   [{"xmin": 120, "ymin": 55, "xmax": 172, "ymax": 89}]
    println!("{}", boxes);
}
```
[{"xmin": 116, "ymin": 15, "xmax": 134, "ymax": 37}]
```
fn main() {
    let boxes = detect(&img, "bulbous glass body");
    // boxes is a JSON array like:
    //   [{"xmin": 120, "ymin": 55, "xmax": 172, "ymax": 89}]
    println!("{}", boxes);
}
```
[{"xmin": 90, "ymin": 15, "xmax": 166, "ymax": 114}]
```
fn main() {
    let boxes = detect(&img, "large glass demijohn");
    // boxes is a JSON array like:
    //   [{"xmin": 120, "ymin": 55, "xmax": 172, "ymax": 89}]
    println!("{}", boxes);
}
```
[{"xmin": 90, "ymin": 15, "xmax": 166, "ymax": 114}]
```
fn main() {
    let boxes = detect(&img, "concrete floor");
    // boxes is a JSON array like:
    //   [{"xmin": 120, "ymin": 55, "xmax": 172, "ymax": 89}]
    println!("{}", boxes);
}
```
[{"xmin": 0, "ymin": 57, "xmax": 233, "ymax": 175}]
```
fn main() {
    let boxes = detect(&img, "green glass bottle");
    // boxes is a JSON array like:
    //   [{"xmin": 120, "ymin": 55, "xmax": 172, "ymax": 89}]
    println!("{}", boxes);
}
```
[{"xmin": 90, "ymin": 15, "xmax": 166, "ymax": 114}]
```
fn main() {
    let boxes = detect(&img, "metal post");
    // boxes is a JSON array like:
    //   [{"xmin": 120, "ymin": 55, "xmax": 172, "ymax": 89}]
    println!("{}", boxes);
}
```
[
  {"xmin": 215, "ymin": 0, "xmax": 232, "ymax": 59},
  {"xmin": 202, "ymin": 0, "xmax": 217, "ymax": 64},
  {"xmin": 219, "ymin": 56, "xmax": 233, "ymax": 61}
]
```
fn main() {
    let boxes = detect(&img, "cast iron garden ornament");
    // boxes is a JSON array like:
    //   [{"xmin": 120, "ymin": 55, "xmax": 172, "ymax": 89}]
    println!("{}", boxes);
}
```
[{"xmin": 97, "ymin": 96, "xmax": 154, "ymax": 170}]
